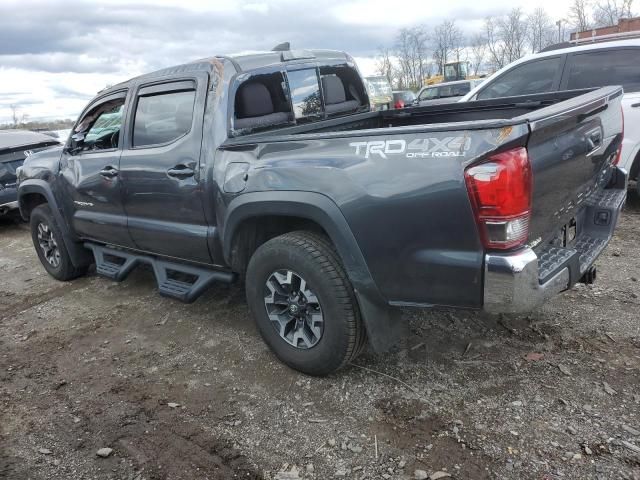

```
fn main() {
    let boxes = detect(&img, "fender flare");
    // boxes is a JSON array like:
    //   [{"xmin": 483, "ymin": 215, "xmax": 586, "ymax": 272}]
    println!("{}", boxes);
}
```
[
  {"xmin": 222, "ymin": 191, "xmax": 405, "ymax": 352},
  {"xmin": 18, "ymin": 180, "xmax": 92, "ymax": 268}
]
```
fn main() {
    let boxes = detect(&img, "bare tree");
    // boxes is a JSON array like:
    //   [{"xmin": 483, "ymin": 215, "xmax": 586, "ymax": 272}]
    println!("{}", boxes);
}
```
[
  {"xmin": 394, "ymin": 28, "xmax": 412, "ymax": 89},
  {"xmin": 568, "ymin": 0, "xmax": 593, "ymax": 31},
  {"xmin": 484, "ymin": 16, "xmax": 507, "ymax": 70},
  {"xmin": 498, "ymin": 8, "xmax": 529, "ymax": 63},
  {"xmin": 394, "ymin": 27, "xmax": 430, "ymax": 89},
  {"xmin": 375, "ymin": 47, "xmax": 395, "ymax": 85},
  {"xmin": 593, "ymin": 0, "xmax": 634, "ymax": 26},
  {"xmin": 469, "ymin": 34, "xmax": 487, "ymax": 75},
  {"xmin": 432, "ymin": 20, "xmax": 464, "ymax": 75},
  {"xmin": 410, "ymin": 26, "xmax": 430, "ymax": 87},
  {"xmin": 10, "ymin": 104, "xmax": 19, "ymax": 128},
  {"xmin": 527, "ymin": 7, "xmax": 556, "ymax": 52}
]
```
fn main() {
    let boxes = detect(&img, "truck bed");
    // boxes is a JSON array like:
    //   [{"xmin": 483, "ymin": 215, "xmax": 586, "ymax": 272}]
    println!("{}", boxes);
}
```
[
  {"xmin": 241, "ymin": 88, "xmax": 601, "ymax": 138},
  {"xmin": 223, "ymin": 86, "xmax": 624, "ymax": 309}
]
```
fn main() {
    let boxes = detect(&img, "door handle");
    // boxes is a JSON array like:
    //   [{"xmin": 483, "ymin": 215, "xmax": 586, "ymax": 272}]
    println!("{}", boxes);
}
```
[
  {"xmin": 167, "ymin": 165, "xmax": 195, "ymax": 178},
  {"xmin": 631, "ymin": 102, "xmax": 640, "ymax": 108},
  {"xmin": 99, "ymin": 166, "xmax": 119, "ymax": 178}
]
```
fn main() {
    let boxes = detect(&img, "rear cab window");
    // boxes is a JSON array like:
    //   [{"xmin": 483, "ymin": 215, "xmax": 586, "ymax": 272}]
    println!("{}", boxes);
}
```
[
  {"xmin": 230, "ymin": 62, "xmax": 366, "ymax": 136},
  {"xmin": 287, "ymin": 68, "xmax": 323, "ymax": 121}
]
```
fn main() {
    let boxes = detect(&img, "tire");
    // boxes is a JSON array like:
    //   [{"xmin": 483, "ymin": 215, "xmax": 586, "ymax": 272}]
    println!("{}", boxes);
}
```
[
  {"xmin": 245, "ymin": 231, "xmax": 366, "ymax": 376},
  {"xmin": 30, "ymin": 204, "xmax": 87, "ymax": 281}
]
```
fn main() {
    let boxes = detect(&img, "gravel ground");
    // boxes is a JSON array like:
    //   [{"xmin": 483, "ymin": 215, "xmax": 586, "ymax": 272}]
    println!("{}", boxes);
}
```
[{"xmin": 1, "ymin": 193, "xmax": 639, "ymax": 480}]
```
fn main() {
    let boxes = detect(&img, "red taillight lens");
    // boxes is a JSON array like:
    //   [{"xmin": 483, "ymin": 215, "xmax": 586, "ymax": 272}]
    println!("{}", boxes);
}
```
[
  {"xmin": 465, "ymin": 147, "xmax": 532, "ymax": 250},
  {"xmin": 395, "ymin": 100, "xmax": 404, "ymax": 109}
]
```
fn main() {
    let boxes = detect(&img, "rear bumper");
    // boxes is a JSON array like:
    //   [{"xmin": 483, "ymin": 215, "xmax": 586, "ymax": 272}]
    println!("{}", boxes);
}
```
[
  {"xmin": 483, "ymin": 248, "xmax": 571, "ymax": 313},
  {"xmin": 483, "ymin": 178, "xmax": 627, "ymax": 314}
]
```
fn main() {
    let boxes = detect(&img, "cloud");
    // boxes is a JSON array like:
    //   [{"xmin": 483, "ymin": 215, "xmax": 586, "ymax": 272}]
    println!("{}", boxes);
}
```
[
  {"xmin": 0, "ymin": 0, "xmax": 573, "ymax": 122},
  {"xmin": 1, "ymin": 54, "xmax": 123, "ymax": 74}
]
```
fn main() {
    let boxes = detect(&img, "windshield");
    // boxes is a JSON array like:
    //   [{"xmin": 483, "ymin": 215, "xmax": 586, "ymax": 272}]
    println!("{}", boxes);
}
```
[{"xmin": 444, "ymin": 62, "xmax": 468, "ymax": 81}]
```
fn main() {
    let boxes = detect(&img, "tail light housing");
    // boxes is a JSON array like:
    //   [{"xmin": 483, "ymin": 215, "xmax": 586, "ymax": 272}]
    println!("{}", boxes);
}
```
[
  {"xmin": 394, "ymin": 100, "xmax": 405, "ymax": 109},
  {"xmin": 465, "ymin": 147, "xmax": 532, "ymax": 250}
]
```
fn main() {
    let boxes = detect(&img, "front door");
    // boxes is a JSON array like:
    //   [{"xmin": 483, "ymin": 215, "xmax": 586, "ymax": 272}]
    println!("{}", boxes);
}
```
[
  {"xmin": 58, "ymin": 91, "xmax": 135, "ymax": 248},
  {"xmin": 119, "ymin": 76, "xmax": 211, "ymax": 263}
]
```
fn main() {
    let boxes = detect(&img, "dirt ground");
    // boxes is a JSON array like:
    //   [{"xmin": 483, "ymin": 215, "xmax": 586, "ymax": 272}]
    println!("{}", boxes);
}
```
[{"xmin": 1, "ymin": 194, "xmax": 639, "ymax": 480}]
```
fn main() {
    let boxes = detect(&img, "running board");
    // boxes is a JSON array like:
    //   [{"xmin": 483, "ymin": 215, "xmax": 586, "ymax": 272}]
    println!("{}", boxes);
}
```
[{"xmin": 85, "ymin": 243, "xmax": 235, "ymax": 303}]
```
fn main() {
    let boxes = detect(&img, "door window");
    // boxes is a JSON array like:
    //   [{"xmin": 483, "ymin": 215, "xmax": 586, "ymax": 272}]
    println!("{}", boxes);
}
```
[
  {"xmin": 133, "ymin": 89, "xmax": 196, "ymax": 147},
  {"xmin": 565, "ymin": 49, "xmax": 640, "ymax": 93},
  {"xmin": 74, "ymin": 100, "xmax": 125, "ymax": 152},
  {"xmin": 419, "ymin": 87, "xmax": 439, "ymax": 100},
  {"xmin": 286, "ymin": 69, "xmax": 322, "ymax": 120},
  {"xmin": 477, "ymin": 56, "xmax": 563, "ymax": 100}
]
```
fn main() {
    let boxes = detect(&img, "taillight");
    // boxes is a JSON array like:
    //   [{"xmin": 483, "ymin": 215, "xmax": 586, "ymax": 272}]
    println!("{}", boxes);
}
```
[
  {"xmin": 613, "ymin": 106, "xmax": 624, "ymax": 165},
  {"xmin": 465, "ymin": 147, "xmax": 532, "ymax": 250},
  {"xmin": 395, "ymin": 100, "xmax": 404, "ymax": 109}
]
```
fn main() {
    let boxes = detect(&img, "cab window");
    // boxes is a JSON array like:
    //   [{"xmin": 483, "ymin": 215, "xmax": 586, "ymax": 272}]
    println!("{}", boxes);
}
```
[
  {"xmin": 133, "ymin": 88, "xmax": 196, "ymax": 148},
  {"xmin": 477, "ymin": 56, "xmax": 562, "ymax": 100},
  {"xmin": 419, "ymin": 87, "xmax": 438, "ymax": 100},
  {"xmin": 73, "ymin": 99, "xmax": 125, "ymax": 152},
  {"xmin": 287, "ymin": 68, "xmax": 323, "ymax": 120},
  {"xmin": 565, "ymin": 49, "xmax": 640, "ymax": 93}
]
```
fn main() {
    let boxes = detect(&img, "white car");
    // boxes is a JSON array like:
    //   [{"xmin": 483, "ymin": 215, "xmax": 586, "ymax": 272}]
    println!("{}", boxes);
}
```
[{"xmin": 461, "ymin": 38, "xmax": 640, "ymax": 193}]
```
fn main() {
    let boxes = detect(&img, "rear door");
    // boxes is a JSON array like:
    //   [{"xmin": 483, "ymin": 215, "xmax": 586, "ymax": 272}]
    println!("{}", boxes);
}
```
[
  {"xmin": 560, "ymin": 47, "xmax": 640, "ymax": 174},
  {"xmin": 119, "ymin": 74, "xmax": 211, "ymax": 263}
]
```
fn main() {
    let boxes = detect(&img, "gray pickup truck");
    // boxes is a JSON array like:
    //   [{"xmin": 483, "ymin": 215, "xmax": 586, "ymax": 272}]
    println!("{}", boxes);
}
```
[{"xmin": 18, "ymin": 46, "xmax": 626, "ymax": 375}]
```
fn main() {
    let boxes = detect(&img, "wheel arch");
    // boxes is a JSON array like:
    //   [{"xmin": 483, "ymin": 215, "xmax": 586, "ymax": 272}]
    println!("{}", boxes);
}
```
[
  {"xmin": 223, "ymin": 191, "xmax": 405, "ymax": 352},
  {"xmin": 18, "ymin": 180, "xmax": 92, "ymax": 268}
]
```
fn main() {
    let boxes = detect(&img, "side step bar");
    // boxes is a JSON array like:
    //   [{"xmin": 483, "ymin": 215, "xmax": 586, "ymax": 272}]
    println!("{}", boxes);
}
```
[{"xmin": 85, "ymin": 243, "xmax": 235, "ymax": 303}]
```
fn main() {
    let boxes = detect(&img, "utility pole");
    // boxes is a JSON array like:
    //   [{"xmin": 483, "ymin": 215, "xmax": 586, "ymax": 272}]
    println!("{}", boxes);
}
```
[{"xmin": 556, "ymin": 19, "xmax": 566, "ymax": 42}]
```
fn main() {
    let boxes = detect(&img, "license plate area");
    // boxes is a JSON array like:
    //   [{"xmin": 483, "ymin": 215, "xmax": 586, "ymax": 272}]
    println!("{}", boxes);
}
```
[{"xmin": 550, "ymin": 217, "xmax": 578, "ymax": 248}]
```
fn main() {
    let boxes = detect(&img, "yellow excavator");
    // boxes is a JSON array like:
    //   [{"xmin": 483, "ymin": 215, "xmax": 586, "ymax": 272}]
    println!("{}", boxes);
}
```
[{"xmin": 425, "ymin": 60, "xmax": 482, "ymax": 86}]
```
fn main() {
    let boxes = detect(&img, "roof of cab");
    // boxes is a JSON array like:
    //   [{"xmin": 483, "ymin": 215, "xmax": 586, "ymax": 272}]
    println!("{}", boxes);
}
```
[{"xmin": 98, "ymin": 49, "xmax": 351, "ymax": 98}]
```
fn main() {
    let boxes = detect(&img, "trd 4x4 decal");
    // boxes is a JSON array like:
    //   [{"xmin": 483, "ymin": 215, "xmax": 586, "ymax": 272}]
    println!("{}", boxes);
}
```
[{"xmin": 349, "ymin": 137, "xmax": 471, "ymax": 159}]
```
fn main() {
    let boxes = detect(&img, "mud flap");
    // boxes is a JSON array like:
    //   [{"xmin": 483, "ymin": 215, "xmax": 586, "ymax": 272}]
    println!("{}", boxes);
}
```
[{"xmin": 354, "ymin": 290, "xmax": 406, "ymax": 353}]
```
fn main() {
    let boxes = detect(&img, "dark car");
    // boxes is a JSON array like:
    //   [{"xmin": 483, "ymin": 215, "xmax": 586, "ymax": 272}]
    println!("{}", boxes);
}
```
[
  {"xmin": 416, "ymin": 79, "xmax": 483, "ymax": 106},
  {"xmin": 18, "ymin": 45, "xmax": 625, "ymax": 375},
  {"xmin": 392, "ymin": 90, "xmax": 416, "ymax": 109},
  {"xmin": 0, "ymin": 130, "xmax": 60, "ymax": 217}
]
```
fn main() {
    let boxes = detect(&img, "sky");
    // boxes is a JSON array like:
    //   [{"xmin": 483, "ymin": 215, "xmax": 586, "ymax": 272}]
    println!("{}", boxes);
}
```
[{"xmin": 0, "ymin": 0, "xmax": 574, "ymax": 123}]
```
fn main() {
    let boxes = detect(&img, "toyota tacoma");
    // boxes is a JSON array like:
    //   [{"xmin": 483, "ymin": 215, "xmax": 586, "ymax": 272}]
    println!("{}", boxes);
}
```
[{"xmin": 18, "ymin": 46, "xmax": 626, "ymax": 375}]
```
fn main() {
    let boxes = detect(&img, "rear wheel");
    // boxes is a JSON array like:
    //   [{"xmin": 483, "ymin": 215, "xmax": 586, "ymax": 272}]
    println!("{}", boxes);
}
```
[
  {"xmin": 245, "ymin": 231, "xmax": 366, "ymax": 376},
  {"xmin": 30, "ymin": 204, "xmax": 87, "ymax": 281}
]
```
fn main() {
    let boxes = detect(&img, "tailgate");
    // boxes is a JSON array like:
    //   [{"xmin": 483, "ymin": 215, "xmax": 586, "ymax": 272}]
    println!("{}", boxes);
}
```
[{"xmin": 518, "ymin": 86, "xmax": 624, "ymax": 250}]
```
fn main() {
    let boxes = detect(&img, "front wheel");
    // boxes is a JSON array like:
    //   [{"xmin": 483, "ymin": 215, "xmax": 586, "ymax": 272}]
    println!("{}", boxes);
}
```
[
  {"xmin": 30, "ymin": 204, "xmax": 87, "ymax": 281},
  {"xmin": 245, "ymin": 231, "xmax": 366, "ymax": 376}
]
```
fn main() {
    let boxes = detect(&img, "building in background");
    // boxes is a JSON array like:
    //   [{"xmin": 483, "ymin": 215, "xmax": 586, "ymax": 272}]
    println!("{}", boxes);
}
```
[{"xmin": 571, "ymin": 17, "xmax": 640, "ymax": 41}]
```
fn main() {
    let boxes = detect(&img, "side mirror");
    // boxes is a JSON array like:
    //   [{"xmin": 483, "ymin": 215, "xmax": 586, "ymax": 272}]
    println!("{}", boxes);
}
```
[{"xmin": 65, "ymin": 132, "xmax": 85, "ymax": 155}]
